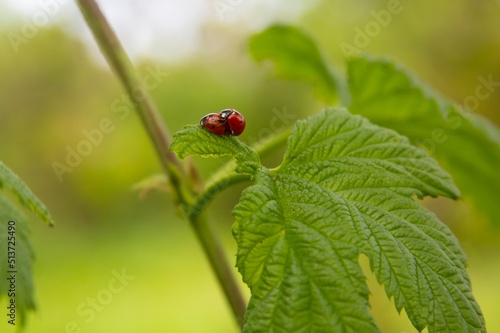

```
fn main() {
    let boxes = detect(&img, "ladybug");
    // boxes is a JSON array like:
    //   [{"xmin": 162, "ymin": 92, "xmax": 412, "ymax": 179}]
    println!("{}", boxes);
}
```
[
  {"xmin": 200, "ymin": 109, "xmax": 246, "ymax": 136},
  {"xmin": 219, "ymin": 109, "xmax": 246, "ymax": 136},
  {"xmin": 200, "ymin": 113, "xmax": 232, "ymax": 135}
]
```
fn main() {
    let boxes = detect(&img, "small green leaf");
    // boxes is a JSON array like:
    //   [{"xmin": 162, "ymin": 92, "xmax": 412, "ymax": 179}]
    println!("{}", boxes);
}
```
[
  {"xmin": 0, "ymin": 161, "xmax": 53, "ymax": 326},
  {"xmin": 131, "ymin": 173, "xmax": 170, "ymax": 199},
  {"xmin": 0, "ymin": 161, "xmax": 54, "ymax": 226},
  {"xmin": 348, "ymin": 56, "xmax": 500, "ymax": 226},
  {"xmin": 234, "ymin": 108, "xmax": 484, "ymax": 333},
  {"xmin": 169, "ymin": 124, "xmax": 260, "ymax": 174},
  {"xmin": 249, "ymin": 25, "xmax": 349, "ymax": 105}
]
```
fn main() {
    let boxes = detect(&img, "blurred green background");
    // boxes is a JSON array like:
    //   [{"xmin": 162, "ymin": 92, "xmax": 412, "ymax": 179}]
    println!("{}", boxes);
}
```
[{"xmin": 0, "ymin": 0, "xmax": 499, "ymax": 332}]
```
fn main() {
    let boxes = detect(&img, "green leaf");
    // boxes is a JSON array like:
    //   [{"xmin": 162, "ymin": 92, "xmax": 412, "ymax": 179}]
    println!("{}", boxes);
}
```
[
  {"xmin": 249, "ymin": 24, "xmax": 500, "ymax": 227},
  {"xmin": 249, "ymin": 25, "xmax": 349, "ymax": 105},
  {"xmin": 131, "ymin": 173, "xmax": 170, "ymax": 199},
  {"xmin": 0, "ymin": 161, "xmax": 54, "ymax": 226},
  {"xmin": 0, "ymin": 161, "xmax": 53, "ymax": 326},
  {"xmin": 233, "ymin": 168, "xmax": 379, "ymax": 332},
  {"xmin": 348, "ymin": 56, "xmax": 500, "ymax": 226},
  {"xmin": 0, "ymin": 196, "xmax": 35, "ymax": 326},
  {"xmin": 233, "ymin": 108, "xmax": 484, "ymax": 333},
  {"xmin": 171, "ymin": 109, "xmax": 485, "ymax": 332},
  {"xmin": 169, "ymin": 124, "xmax": 260, "ymax": 174}
]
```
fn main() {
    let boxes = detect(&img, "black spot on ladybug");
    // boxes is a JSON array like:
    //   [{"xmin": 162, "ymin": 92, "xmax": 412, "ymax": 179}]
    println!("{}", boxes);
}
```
[
  {"xmin": 240, "ymin": 120, "xmax": 243, "ymax": 124},
  {"xmin": 211, "ymin": 125, "xmax": 215, "ymax": 129}
]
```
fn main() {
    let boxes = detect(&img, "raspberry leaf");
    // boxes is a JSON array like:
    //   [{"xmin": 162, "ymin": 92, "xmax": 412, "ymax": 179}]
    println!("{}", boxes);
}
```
[
  {"xmin": 170, "ymin": 108, "xmax": 486, "ymax": 332},
  {"xmin": 348, "ymin": 56, "xmax": 500, "ymax": 227},
  {"xmin": 0, "ymin": 161, "xmax": 54, "ymax": 325},
  {"xmin": 169, "ymin": 124, "xmax": 259, "ymax": 174}
]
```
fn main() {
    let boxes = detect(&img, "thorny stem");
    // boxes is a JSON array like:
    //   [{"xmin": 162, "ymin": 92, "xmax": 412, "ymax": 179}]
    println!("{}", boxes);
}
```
[{"xmin": 76, "ymin": 0, "xmax": 246, "ymax": 328}]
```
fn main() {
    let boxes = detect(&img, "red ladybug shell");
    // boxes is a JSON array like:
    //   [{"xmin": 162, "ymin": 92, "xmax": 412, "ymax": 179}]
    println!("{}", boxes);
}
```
[
  {"xmin": 200, "ymin": 113, "xmax": 232, "ymax": 135},
  {"xmin": 219, "ymin": 109, "xmax": 246, "ymax": 136}
]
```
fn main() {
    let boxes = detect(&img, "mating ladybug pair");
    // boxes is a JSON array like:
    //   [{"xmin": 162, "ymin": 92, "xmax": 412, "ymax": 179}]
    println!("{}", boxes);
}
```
[{"xmin": 200, "ymin": 109, "xmax": 246, "ymax": 136}]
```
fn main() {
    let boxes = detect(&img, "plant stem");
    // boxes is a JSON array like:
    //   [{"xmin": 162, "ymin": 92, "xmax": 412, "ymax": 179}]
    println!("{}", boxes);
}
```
[
  {"xmin": 76, "ymin": 0, "xmax": 246, "ymax": 327},
  {"xmin": 188, "ymin": 171, "xmax": 250, "ymax": 220}
]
